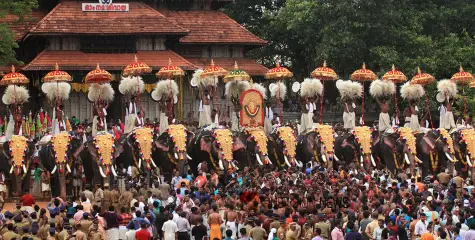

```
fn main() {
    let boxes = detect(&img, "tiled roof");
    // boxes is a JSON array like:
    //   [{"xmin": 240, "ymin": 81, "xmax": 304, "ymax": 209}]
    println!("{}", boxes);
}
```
[
  {"xmin": 23, "ymin": 50, "xmax": 198, "ymax": 71},
  {"xmin": 161, "ymin": 11, "xmax": 267, "ymax": 45},
  {"xmin": 0, "ymin": 10, "xmax": 47, "ymax": 40},
  {"xmin": 29, "ymin": 1, "xmax": 187, "ymax": 35},
  {"xmin": 187, "ymin": 58, "xmax": 268, "ymax": 76}
]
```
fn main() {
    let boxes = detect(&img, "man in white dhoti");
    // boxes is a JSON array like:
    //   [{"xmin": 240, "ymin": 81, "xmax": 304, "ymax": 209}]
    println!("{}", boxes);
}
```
[
  {"xmin": 378, "ymin": 100, "xmax": 392, "ymax": 132},
  {"xmin": 408, "ymin": 100, "xmax": 420, "ymax": 132},
  {"xmin": 199, "ymin": 89, "xmax": 213, "ymax": 128},
  {"xmin": 264, "ymin": 102, "xmax": 273, "ymax": 135},
  {"xmin": 437, "ymin": 79, "xmax": 457, "ymax": 130},
  {"xmin": 159, "ymin": 99, "xmax": 169, "ymax": 135},
  {"xmin": 343, "ymin": 102, "xmax": 356, "ymax": 130},
  {"xmin": 441, "ymin": 99, "xmax": 456, "ymax": 130},
  {"xmin": 124, "ymin": 97, "xmax": 137, "ymax": 134}
]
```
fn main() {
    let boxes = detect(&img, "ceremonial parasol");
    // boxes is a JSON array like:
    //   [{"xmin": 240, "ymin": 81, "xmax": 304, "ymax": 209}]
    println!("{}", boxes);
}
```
[
  {"xmin": 201, "ymin": 59, "xmax": 228, "ymax": 123},
  {"xmin": 43, "ymin": 64, "xmax": 72, "ymax": 134},
  {"xmin": 223, "ymin": 62, "xmax": 251, "ymax": 82},
  {"xmin": 0, "ymin": 66, "xmax": 29, "ymax": 134},
  {"xmin": 123, "ymin": 56, "xmax": 152, "ymax": 124},
  {"xmin": 451, "ymin": 65, "xmax": 473, "ymax": 118},
  {"xmin": 85, "ymin": 64, "xmax": 112, "ymax": 84},
  {"xmin": 382, "ymin": 64, "xmax": 407, "ymax": 125},
  {"xmin": 350, "ymin": 63, "xmax": 377, "ymax": 125},
  {"xmin": 411, "ymin": 67, "xmax": 435, "ymax": 128},
  {"xmin": 156, "ymin": 59, "xmax": 184, "ymax": 118},
  {"xmin": 266, "ymin": 63, "xmax": 293, "ymax": 122},
  {"xmin": 311, "ymin": 61, "xmax": 338, "ymax": 123}
]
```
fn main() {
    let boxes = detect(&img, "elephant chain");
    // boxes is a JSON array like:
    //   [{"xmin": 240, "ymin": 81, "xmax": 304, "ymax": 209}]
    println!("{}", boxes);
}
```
[
  {"xmin": 272, "ymin": 147, "xmax": 286, "ymax": 167},
  {"xmin": 167, "ymin": 152, "xmax": 178, "ymax": 165},
  {"xmin": 457, "ymin": 151, "xmax": 468, "ymax": 165},
  {"xmin": 393, "ymin": 152, "xmax": 405, "ymax": 170},
  {"xmin": 430, "ymin": 151, "xmax": 438, "ymax": 172}
]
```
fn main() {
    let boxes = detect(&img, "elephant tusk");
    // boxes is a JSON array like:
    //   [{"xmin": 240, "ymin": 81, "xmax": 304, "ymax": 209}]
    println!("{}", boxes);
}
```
[
  {"xmin": 138, "ymin": 159, "xmax": 142, "ymax": 169},
  {"xmin": 22, "ymin": 164, "xmax": 26, "ymax": 173},
  {"xmin": 151, "ymin": 159, "xmax": 157, "ymax": 168},
  {"xmin": 284, "ymin": 155, "xmax": 291, "ymax": 167},
  {"xmin": 218, "ymin": 159, "xmax": 224, "ymax": 170},
  {"xmin": 360, "ymin": 155, "xmax": 364, "ymax": 163},
  {"xmin": 99, "ymin": 166, "xmax": 107, "ymax": 178},
  {"xmin": 467, "ymin": 155, "xmax": 473, "ymax": 167},
  {"xmin": 9, "ymin": 165, "xmax": 14, "ymax": 174},
  {"xmin": 174, "ymin": 152, "xmax": 178, "ymax": 159},
  {"xmin": 186, "ymin": 153, "xmax": 192, "ymax": 160},
  {"xmin": 321, "ymin": 154, "xmax": 327, "ymax": 163},
  {"xmin": 297, "ymin": 160, "xmax": 303, "ymax": 168},
  {"xmin": 256, "ymin": 154, "xmax": 263, "ymax": 165},
  {"xmin": 404, "ymin": 153, "xmax": 410, "ymax": 164},
  {"xmin": 309, "ymin": 160, "xmax": 313, "ymax": 169},
  {"xmin": 111, "ymin": 165, "xmax": 117, "ymax": 177},
  {"xmin": 360, "ymin": 163, "xmax": 363, "ymax": 168},
  {"xmin": 66, "ymin": 164, "xmax": 71, "ymax": 173},
  {"xmin": 232, "ymin": 161, "xmax": 239, "ymax": 170},
  {"xmin": 445, "ymin": 152, "xmax": 455, "ymax": 163},
  {"xmin": 51, "ymin": 165, "xmax": 57, "ymax": 174},
  {"xmin": 415, "ymin": 156, "xmax": 423, "ymax": 164},
  {"xmin": 266, "ymin": 156, "xmax": 272, "ymax": 165},
  {"xmin": 334, "ymin": 154, "xmax": 340, "ymax": 162},
  {"xmin": 370, "ymin": 155, "xmax": 376, "ymax": 167}
]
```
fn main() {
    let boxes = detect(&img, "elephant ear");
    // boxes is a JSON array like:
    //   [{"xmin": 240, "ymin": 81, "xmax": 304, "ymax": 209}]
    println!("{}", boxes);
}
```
[
  {"xmin": 305, "ymin": 132, "xmax": 317, "ymax": 150},
  {"xmin": 232, "ymin": 136, "xmax": 245, "ymax": 151},
  {"xmin": 200, "ymin": 137, "xmax": 212, "ymax": 153},
  {"xmin": 87, "ymin": 141, "xmax": 99, "ymax": 161}
]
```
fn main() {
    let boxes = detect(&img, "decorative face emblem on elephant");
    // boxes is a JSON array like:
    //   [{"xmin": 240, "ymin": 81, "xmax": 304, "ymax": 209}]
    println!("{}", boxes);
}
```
[
  {"xmin": 452, "ymin": 128, "xmax": 475, "ymax": 180},
  {"xmin": 241, "ymin": 128, "xmax": 271, "ymax": 166},
  {"xmin": 417, "ymin": 128, "xmax": 457, "ymax": 177},
  {"xmin": 269, "ymin": 126, "xmax": 301, "ymax": 168},
  {"xmin": 87, "ymin": 133, "xmax": 118, "ymax": 179}
]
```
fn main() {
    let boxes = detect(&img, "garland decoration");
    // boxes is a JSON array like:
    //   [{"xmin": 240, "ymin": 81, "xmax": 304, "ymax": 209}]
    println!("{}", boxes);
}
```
[
  {"xmin": 352, "ymin": 126, "xmax": 373, "ymax": 158},
  {"xmin": 276, "ymin": 127, "xmax": 296, "ymax": 164},
  {"xmin": 397, "ymin": 127, "xmax": 417, "ymax": 156},
  {"xmin": 93, "ymin": 133, "xmax": 115, "ymax": 176},
  {"xmin": 246, "ymin": 128, "xmax": 269, "ymax": 164},
  {"xmin": 460, "ymin": 129, "xmax": 475, "ymax": 165},
  {"xmin": 212, "ymin": 129, "xmax": 234, "ymax": 170},
  {"xmin": 50, "ymin": 132, "xmax": 71, "ymax": 174},
  {"xmin": 134, "ymin": 128, "xmax": 154, "ymax": 168},
  {"xmin": 430, "ymin": 151, "xmax": 438, "ymax": 172},
  {"xmin": 437, "ymin": 128, "xmax": 454, "ymax": 155},
  {"xmin": 314, "ymin": 125, "xmax": 335, "ymax": 159},
  {"xmin": 167, "ymin": 124, "xmax": 187, "ymax": 161},
  {"xmin": 9, "ymin": 135, "xmax": 28, "ymax": 176}
]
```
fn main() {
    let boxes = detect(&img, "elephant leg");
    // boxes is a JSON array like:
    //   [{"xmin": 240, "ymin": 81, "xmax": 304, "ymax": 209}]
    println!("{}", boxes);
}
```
[
  {"xmin": 14, "ymin": 174, "xmax": 21, "ymax": 197},
  {"xmin": 59, "ymin": 173, "xmax": 66, "ymax": 200}
]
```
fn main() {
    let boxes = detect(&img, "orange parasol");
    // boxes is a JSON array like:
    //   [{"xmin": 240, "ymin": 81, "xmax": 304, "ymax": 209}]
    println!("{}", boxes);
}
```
[
  {"xmin": 350, "ymin": 63, "xmax": 377, "ymax": 125},
  {"xmin": 265, "ymin": 63, "xmax": 293, "ymax": 122},
  {"xmin": 123, "ymin": 55, "xmax": 152, "ymax": 77},
  {"xmin": 201, "ymin": 59, "xmax": 228, "ymax": 79},
  {"xmin": 156, "ymin": 59, "xmax": 184, "ymax": 79},
  {"xmin": 382, "ymin": 64, "xmax": 407, "ymax": 125},
  {"xmin": 0, "ymin": 65, "xmax": 29, "ymax": 86},
  {"xmin": 85, "ymin": 64, "xmax": 112, "ymax": 84},
  {"xmin": 43, "ymin": 63, "xmax": 72, "ymax": 82},
  {"xmin": 452, "ymin": 65, "xmax": 473, "ymax": 118},
  {"xmin": 411, "ymin": 67, "xmax": 435, "ymax": 128},
  {"xmin": 311, "ymin": 61, "xmax": 338, "ymax": 124}
]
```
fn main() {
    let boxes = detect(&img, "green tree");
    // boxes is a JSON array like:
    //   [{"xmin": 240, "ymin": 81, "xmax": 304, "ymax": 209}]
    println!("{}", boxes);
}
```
[{"xmin": 0, "ymin": 0, "xmax": 38, "ymax": 65}]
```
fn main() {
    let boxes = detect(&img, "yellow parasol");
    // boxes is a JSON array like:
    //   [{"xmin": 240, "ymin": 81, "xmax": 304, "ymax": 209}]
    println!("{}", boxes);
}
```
[
  {"xmin": 411, "ymin": 67, "xmax": 435, "ymax": 128},
  {"xmin": 201, "ymin": 60, "xmax": 228, "ymax": 122},
  {"xmin": 311, "ymin": 61, "xmax": 338, "ymax": 124},
  {"xmin": 0, "ymin": 65, "xmax": 29, "ymax": 86},
  {"xmin": 382, "ymin": 64, "xmax": 407, "ymax": 125},
  {"xmin": 265, "ymin": 63, "xmax": 293, "ymax": 122},
  {"xmin": 223, "ymin": 62, "xmax": 251, "ymax": 82},
  {"xmin": 350, "ymin": 63, "xmax": 377, "ymax": 125}
]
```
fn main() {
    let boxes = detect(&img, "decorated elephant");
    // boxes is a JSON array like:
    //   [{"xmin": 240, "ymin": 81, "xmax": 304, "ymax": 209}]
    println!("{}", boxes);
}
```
[
  {"xmin": 0, "ymin": 135, "xmax": 36, "ymax": 197},
  {"xmin": 416, "ymin": 128, "xmax": 457, "ymax": 177},
  {"xmin": 238, "ymin": 127, "xmax": 272, "ymax": 168},
  {"xmin": 297, "ymin": 125, "xmax": 339, "ymax": 170},
  {"xmin": 452, "ymin": 128, "xmax": 475, "ymax": 181},
  {"xmin": 38, "ymin": 132, "xmax": 85, "ymax": 199},
  {"xmin": 83, "ymin": 132, "xmax": 120, "ymax": 186},
  {"xmin": 268, "ymin": 126, "xmax": 302, "ymax": 169},
  {"xmin": 188, "ymin": 126, "xmax": 246, "ymax": 182},
  {"xmin": 334, "ymin": 126, "xmax": 376, "ymax": 171}
]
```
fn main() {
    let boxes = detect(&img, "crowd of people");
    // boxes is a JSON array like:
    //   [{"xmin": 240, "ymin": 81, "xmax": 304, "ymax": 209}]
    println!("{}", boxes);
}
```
[{"xmin": 0, "ymin": 162, "xmax": 473, "ymax": 240}]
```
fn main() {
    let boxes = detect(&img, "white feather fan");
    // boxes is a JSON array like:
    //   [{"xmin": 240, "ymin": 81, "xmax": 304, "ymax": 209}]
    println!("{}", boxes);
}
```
[
  {"xmin": 88, "ymin": 83, "xmax": 115, "ymax": 103},
  {"xmin": 337, "ymin": 80, "xmax": 362, "ymax": 101},
  {"xmin": 370, "ymin": 79, "xmax": 395, "ymax": 99},
  {"xmin": 41, "ymin": 82, "xmax": 71, "ymax": 101},
  {"xmin": 2, "ymin": 85, "xmax": 29, "ymax": 105},
  {"xmin": 270, "ymin": 82, "xmax": 287, "ymax": 100},
  {"xmin": 437, "ymin": 79, "xmax": 457, "ymax": 99},
  {"xmin": 400, "ymin": 82, "xmax": 424, "ymax": 100},
  {"xmin": 251, "ymin": 83, "xmax": 267, "ymax": 99},
  {"xmin": 300, "ymin": 78, "xmax": 323, "ymax": 98},
  {"xmin": 225, "ymin": 81, "xmax": 250, "ymax": 100},
  {"xmin": 151, "ymin": 79, "xmax": 179, "ymax": 101},
  {"xmin": 191, "ymin": 69, "xmax": 217, "ymax": 88},
  {"xmin": 119, "ymin": 76, "xmax": 144, "ymax": 96}
]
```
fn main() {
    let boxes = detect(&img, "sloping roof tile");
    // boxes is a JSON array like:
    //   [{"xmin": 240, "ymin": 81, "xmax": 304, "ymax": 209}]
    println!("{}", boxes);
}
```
[
  {"xmin": 162, "ymin": 11, "xmax": 267, "ymax": 45},
  {"xmin": 187, "ymin": 58, "xmax": 268, "ymax": 76},
  {"xmin": 0, "ymin": 10, "xmax": 48, "ymax": 40},
  {"xmin": 23, "ymin": 50, "xmax": 198, "ymax": 71},
  {"xmin": 30, "ymin": 1, "xmax": 187, "ymax": 35}
]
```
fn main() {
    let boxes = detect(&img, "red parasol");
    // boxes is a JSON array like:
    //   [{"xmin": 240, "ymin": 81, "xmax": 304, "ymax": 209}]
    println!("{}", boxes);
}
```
[
  {"xmin": 156, "ymin": 59, "xmax": 184, "ymax": 79},
  {"xmin": 43, "ymin": 63, "xmax": 72, "ymax": 82},
  {"xmin": 123, "ymin": 55, "xmax": 152, "ymax": 77},
  {"xmin": 265, "ymin": 63, "xmax": 293, "ymax": 123},
  {"xmin": 451, "ymin": 65, "xmax": 474, "ymax": 118},
  {"xmin": 411, "ymin": 67, "xmax": 435, "ymax": 128},
  {"xmin": 311, "ymin": 61, "xmax": 338, "ymax": 124},
  {"xmin": 350, "ymin": 63, "xmax": 377, "ymax": 125},
  {"xmin": 0, "ymin": 65, "xmax": 29, "ymax": 86},
  {"xmin": 382, "ymin": 64, "xmax": 407, "ymax": 125},
  {"xmin": 85, "ymin": 64, "xmax": 112, "ymax": 84},
  {"xmin": 201, "ymin": 59, "xmax": 228, "ymax": 123}
]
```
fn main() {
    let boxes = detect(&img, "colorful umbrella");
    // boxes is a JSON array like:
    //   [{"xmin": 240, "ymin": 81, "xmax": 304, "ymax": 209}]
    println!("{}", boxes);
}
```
[
  {"xmin": 382, "ymin": 64, "xmax": 407, "ymax": 125},
  {"xmin": 411, "ymin": 67, "xmax": 435, "ymax": 128},
  {"xmin": 451, "ymin": 65, "xmax": 474, "ymax": 118},
  {"xmin": 350, "ymin": 63, "xmax": 377, "ymax": 125},
  {"xmin": 201, "ymin": 59, "xmax": 228, "ymax": 79},
  {"xmin": 223, "ymin": 62, "xmax": 251, "ymax": 82},
  {"xmin": 43, "ymin": 63, "xmax": 72, "ymax": 82},
  {"xmin": 265, "ymin": 63, "xmax": 293, "ymax": 122},
  {"xmin": 156, "ymin": 59, "xmax": 184, "ymax": 79},
  {"xmin": 85, "ymin": 64, "xmax": 112, "ymax": 84},
  {"xmin": 0, "ymin": 65, "xmax": 29, "ymax": 86},
  {"xmin": 123, "ymin": 55, "xmax": 152, "ymax": 77},
  {"xmin": 310, "ymin": 61, "xmax": 338, "ymax": 123}
]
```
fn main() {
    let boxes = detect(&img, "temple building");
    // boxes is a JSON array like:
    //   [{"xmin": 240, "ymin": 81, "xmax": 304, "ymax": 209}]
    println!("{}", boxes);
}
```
[{"xmin": 0, "ymin": 0, "xmax": 268, "ymax": 123}]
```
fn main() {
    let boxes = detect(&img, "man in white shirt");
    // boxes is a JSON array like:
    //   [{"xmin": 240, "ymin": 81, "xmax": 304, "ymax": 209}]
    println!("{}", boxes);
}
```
[
  {"xmin": 163, "ymin": 214, "xmax": 178, "ymax": 240},
  {"xmin": 373, "ymin": 219, "xmax": 384, "ymax": 240},
  {"xmin": 415, "ymin": 213, "xmax": 428, "ymax": 237}
]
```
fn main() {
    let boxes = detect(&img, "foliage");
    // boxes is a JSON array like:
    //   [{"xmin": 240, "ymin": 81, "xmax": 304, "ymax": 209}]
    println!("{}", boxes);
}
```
[
  {"xmin": 0, "ymin": 0, "xmax": 38, "ymax": 65},
  {"xmin": 222, "ymin": 0, "xmax": 475, "ymax": 120}
]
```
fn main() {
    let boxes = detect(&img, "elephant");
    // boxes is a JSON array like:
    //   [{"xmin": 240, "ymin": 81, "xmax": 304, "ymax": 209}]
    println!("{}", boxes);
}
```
[
  {"xmin": 268, "ymin": 126, "xmax": 302, "ymax": 169},
  {"xmin": 38, "ymin": 133, "xmax": 85, "ymax": 199},
  {"xmin": 334, "ymin": 126, "xmax": 377, "ymax": 171},
  {"xmin": 452, "ymin": 129, "xmax": 475, "ymax": 181},
  {"xmin": 415, "ymin": 129, "xmax": 457, "ymax": 178},
  {"xmin": 188, "ymin": 127, "xmax": 246, "ymax": 183},
  {"xmin": 238, "ymin": 128, "xmax": 273, "ymax": 168},
  {"xmin": 297, "ymin": 125, "xmax": 340, "ymax": 170},
  {"xmin": 0, "ymin": 136, "xmax": 36, "ymax": 197}
]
